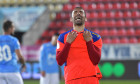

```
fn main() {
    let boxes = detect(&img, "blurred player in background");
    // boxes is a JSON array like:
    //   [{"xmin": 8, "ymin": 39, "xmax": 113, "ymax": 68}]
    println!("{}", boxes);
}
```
[
  {"xmin": 0, "ymin": 20, "xmax": 26, "ymax": 84},
  {"xmin": 40, "ymin": 33, "xmax": 60, "ymax": 84},
  {"xmin": 56, "ymin": 7, "xmax": 102, "ymax": 84},
  {"xmin": 60, "ymin": 64, "xmax": 65, "ymax": 81}
]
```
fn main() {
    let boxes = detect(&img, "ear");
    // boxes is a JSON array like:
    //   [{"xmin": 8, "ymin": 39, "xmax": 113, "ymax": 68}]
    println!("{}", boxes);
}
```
[
  {"xmin": 9, "ymin": 27, "xmax": 12, "ymax": 31},
  {"xmin": 70, "ymin": 17, "xmax": 73, "ymax": 22},
  {"xmin": 85, "ymin": 18, "xmax": 87, "ymax": 21}
]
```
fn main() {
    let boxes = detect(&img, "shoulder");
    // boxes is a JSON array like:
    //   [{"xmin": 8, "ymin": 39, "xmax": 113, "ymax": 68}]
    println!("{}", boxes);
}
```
[
  {"xmin": 0, "ymin": 35, "xmax": 2, "ymax": 39},
  {"xmin": 58, "ymin": 30, "xmax": 72, "ymax": 43},
  {"xmin": 0, "ymin": 35, "xmax": 2, "ymax": 41},
  {"xmin": 10, "ymin": 36, "xmax": 19, "ymax": 41},
  {"xmin": 86, "ymin": 29, "xmax": 101, "ymax": 42},
  {"xmin": 41, "ymin": 42, "xmax": 50, "ymax": 48}
]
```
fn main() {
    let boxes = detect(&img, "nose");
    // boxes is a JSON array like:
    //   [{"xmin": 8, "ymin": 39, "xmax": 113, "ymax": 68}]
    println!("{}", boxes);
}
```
[{"xmin": 77, "ymin": 12, "xmax": 81, "ymax": 15}]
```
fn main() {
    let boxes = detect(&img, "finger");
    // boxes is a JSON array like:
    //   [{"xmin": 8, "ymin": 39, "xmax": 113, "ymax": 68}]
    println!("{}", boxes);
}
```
[
  {"xmin": 88, "ymin": 31, "xmax": 91, "ymax": 35},
  {"xmin": 83, "ymin": 31, "xmax": 85, "ymax": 34},
  {"xmin": 83, "ymin": 31, "xmax": 85, "ymax": 36},
  {"xmin": 73, "ymin": 31, "xmax": 77, "ymax": 35},
  {"xmin": 86, "ymin": 31, "xmax": 88, "ymax": 34},
  {"xmin": 73, "ymin": 32, "xmax": 77, "ymax": 37},
  {"xmin": 72, "ymin": 31, "xmax": 76, "ymax": 34},
  {"xmin": 72, "ymin": 31, "xmax": 74, "ymax": 34},
  {"xmin": 88, "ymin": 31, "xmax": 92, "ymax": 37},
  {"xmin": 69, "ymin": 32, "xmax": 72, "ymax": 35},
  {"xmin": 68, "ymin": 32, "xmax": 72, "ymax": 36},
  {"xmin": 85, "ymin": 31, "xmax": 87, "ymax": 34},
  {"xmin": 83, "ymin": 31, "xmax": 86, "ymax": 36}
]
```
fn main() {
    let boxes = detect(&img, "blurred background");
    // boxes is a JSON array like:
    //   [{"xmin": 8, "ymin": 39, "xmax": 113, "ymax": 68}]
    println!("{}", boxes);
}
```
[{"xmin": 0, "ymin": 0, "xmax": 140, "ymax": 84}]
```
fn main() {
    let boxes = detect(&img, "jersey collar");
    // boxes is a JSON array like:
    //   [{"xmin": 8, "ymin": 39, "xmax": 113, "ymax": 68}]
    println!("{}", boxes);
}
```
[{"xmin": 72, "ymin": 28, "xmax": 87, "ymax": 34}]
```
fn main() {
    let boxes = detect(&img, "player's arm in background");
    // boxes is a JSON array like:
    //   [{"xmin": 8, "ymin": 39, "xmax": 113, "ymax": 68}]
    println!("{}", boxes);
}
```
[
  {"xmin": 39, "ymin": 44, "xmax": 46, "ymax": 77},
  {"xmin": 15, "ymin": 49, "xmax": 26, "ymax": 72},
  {"xmin": 60, "ymin": 64, "xmax": 65, "ymax": 80},
  {"xmin": 14, "ymin": 39, "xmax": 26, "ymax": 72},
  {"xmin": 83, "ymin": 31, "xmax": 102, "ymax": 65}
]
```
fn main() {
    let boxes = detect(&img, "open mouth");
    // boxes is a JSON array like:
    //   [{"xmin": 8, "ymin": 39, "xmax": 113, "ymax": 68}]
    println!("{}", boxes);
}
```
[
  {"xmin": 75, "ymin": 16, "xmax": 82, "ymax": 21},
  {"xmin": 74, "ymin": 15, "xmax": 84, "ymax": 25}
]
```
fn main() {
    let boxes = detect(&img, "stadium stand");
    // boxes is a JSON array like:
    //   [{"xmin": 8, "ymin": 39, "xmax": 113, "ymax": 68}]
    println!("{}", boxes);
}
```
[
  {"xmin": 0, "ymin": 0, "xmax": 139, "ymax": 45},
  {"xmin": 36, "ymin": 0, "xmax": 140, "ymax": 45}
]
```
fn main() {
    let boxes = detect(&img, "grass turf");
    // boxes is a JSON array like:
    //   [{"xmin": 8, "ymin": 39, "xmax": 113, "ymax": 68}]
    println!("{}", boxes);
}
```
[{"xmin": 24, "ymin": 80, "xmax": 140, "ymax": 84}]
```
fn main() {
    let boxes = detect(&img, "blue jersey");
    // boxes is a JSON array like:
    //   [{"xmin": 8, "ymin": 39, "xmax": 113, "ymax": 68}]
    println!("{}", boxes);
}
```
[
  {"xmin": 40, "ymin": 42, "xmax": 59, "ymax": 73},
  {"xmin": 0, "ymin": 35, "xmax": 20, "ymax": 72}
]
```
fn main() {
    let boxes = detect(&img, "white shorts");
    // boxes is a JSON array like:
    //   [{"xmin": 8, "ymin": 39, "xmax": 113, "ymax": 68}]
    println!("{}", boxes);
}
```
[
  {"xmin": 40, "ymin": 73, "xmax": 59, "ymax": 84},
  {"xmin": 0, "ymin": 72, "xmax": 23, "ymax": 84}
]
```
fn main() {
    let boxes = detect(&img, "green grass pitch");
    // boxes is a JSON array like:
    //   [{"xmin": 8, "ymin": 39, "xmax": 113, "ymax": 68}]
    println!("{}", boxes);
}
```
[{"xmin": 24, "ymin": 80, "xmax": 140, "ymax": 84}]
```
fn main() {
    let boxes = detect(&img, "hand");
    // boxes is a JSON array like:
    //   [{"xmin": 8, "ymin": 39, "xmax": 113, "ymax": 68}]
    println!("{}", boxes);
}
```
[
  {"xmin": 41, "ymin": 71, "xmax": 46, "ymax": 77},
  {"xmin": 83, "ymin": 31, "xmax": 92, "ymax": 42},
  {"xmin": 21, "ymin": 64, "xmax": 26, "ymax": 72},
  {"xmin": 66, "ymin": 31, "xmax": 77, "ymax": 44}
]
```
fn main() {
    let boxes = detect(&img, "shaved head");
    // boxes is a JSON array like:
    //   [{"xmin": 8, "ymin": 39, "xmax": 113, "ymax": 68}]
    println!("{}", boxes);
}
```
[
  {"xmin": 72, "ymin": 7, "xmax": 86, "ymax": 18},
  {"xmin": 71, "ymin": 7, "xmax": 87, "ymax": 26}
]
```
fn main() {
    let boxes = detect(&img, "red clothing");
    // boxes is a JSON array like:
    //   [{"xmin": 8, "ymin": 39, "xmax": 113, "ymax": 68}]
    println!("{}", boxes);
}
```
[
  {"xmin": 96, "ymin": 65, "xmax": 102, "ymax": 80},
  {"xmin": 65, "ymin": 76, "xmax": 98, "ymax": 84},
  {"xmin": 56, "ymin": 28, "xmax": 102, "ymax": 81}
]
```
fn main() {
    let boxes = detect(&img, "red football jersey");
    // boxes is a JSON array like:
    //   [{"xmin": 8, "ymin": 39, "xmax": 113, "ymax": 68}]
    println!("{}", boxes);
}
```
[{"xmin": 57, "ymin": 28, "xmax": 102, "ymax": 81}]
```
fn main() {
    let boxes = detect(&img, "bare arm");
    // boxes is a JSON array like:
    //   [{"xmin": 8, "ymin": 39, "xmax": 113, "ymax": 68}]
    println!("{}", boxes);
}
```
[{"xmin": 15, "ymin": 49, "xmax": 26, "ymax": 71}]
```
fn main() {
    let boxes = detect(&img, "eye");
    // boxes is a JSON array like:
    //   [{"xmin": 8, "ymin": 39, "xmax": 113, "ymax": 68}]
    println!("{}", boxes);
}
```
[{"xmin": 74, "ymin": 11, "xmax": 77, "ymax": 14}]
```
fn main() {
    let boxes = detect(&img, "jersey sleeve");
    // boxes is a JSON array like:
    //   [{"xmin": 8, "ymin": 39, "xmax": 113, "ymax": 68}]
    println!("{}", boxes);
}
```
[
  {"xmin": 91, "ymin": 32, "xmax": 102, "ymax": 49},
  {"xmin": 13, "ymin": 38, "xmax": 20, "ymax": 50},
  {"xmin": 56, "ymin": 34, "xmax": 65, "ymax": 52},
  {"xmin": 39, "ymin": 44, "xmax": 46, "ymax": 71}
]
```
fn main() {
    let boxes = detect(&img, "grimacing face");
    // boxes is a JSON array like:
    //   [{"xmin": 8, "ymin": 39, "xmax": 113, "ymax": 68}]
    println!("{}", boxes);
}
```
[{"xmin": 71, "ymin": 8, "xmax": 86, "ymax": 26}]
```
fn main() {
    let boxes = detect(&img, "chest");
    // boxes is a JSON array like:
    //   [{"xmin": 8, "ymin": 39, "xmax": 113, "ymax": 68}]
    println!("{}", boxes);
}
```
[
  {"xmin": 46, "ymin": 46, "xmax": 56, "ymax": 54},
  {"xmin": 65, "ymin": 33, "xmax": 87, "ymax": 48}
]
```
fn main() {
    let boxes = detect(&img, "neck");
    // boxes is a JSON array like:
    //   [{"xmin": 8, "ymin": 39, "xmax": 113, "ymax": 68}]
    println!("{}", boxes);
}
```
[
  {"xmin": 73, "ymin": 24, "xmax": 85, "ymax": 32},
  {"xmin": 4, "ymin": 32, "xmax": 10, "ymax": 35},
  {"xmin": 51, "ymin": 41, "xmax": 56, "ymax": 46}
]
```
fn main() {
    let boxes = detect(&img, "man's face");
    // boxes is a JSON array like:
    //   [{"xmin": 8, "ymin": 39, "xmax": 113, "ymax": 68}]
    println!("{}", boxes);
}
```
[
  {"xmin": 71, "ymin": 8, "xmax": 86, "ymax": 26},
  {"xmin": 51, "ymin": 35, "xmax": 58, "ymax": 46}
]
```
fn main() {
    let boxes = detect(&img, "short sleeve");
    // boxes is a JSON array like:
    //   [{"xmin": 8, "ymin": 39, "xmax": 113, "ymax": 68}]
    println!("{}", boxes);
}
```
[{"xmin": 13, "ymin": 38, "xmax": 20, "ymax": 50}]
